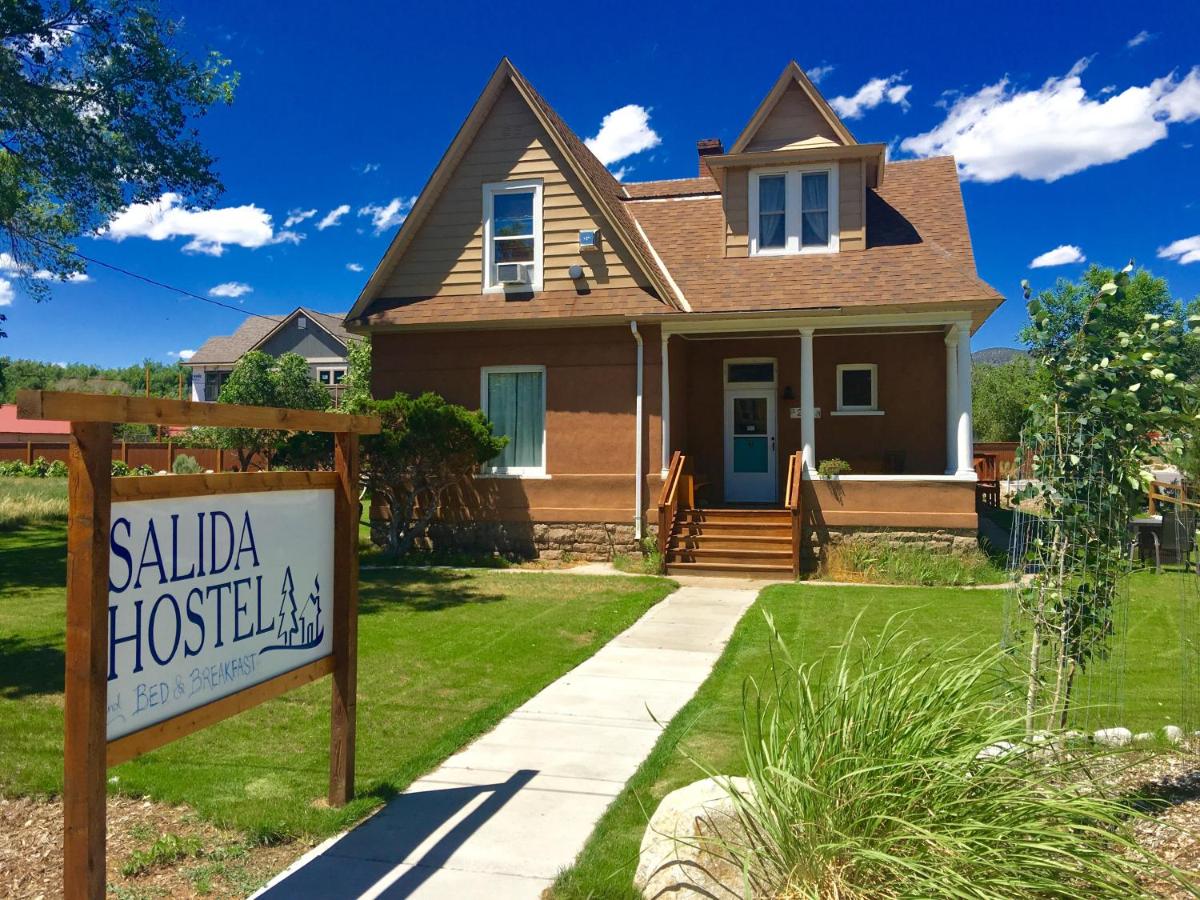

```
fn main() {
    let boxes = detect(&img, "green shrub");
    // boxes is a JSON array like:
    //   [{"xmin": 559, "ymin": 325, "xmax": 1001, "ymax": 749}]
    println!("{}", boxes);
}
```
[
  {"xmin": 702, "ymin": 617, "xmax": 1187, "ymax": 899},
  {"xmin": 171, "ymin": 453, "xmax": 203, "ymax": 475},
  {"xmin": 46, "ymin": 459, "xmax": 67, "ymax": 477},
  {"xmin": 819, "ymin": 540, "xmax": 1006, "ymax": 586},
  {"xmin": 110, "ymin": 459, "xmax": 130, "ymax": 477},
  {"xmin": 816, "ymin": 457, "xmax": 851, "ymax": 478},
  {"xmin": 0, "ymin": 457, "xmax": 64, "ymax": 478}
]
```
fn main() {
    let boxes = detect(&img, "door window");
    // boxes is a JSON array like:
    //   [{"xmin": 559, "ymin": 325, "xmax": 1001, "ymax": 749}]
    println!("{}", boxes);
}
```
[{"xmin": 732, "ymin": 397, "xmax": 769, "ymax": 473}]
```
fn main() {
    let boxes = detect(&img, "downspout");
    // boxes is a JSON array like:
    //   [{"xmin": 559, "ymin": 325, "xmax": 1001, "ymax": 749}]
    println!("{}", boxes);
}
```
[{"xmin": 630, "ymin": 321, "xmax": 644, "ymax": 540}]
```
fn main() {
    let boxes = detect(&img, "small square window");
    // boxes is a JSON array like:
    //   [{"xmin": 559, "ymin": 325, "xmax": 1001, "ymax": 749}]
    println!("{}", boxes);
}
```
[{"xmin": 837, "ymin": 364, "xmax": 878, "ymax": 412}]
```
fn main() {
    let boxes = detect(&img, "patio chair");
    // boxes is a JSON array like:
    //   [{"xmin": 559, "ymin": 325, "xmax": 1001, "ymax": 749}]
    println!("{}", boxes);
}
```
[{"xmin": 1154, "ymin": 505, "xmax": 1198, "ymax": 574}]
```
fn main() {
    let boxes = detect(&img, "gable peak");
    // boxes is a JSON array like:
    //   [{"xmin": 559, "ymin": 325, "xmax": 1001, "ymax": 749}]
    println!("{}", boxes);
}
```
[{"xmin": 730, "ymin": 61, "xmax": 857, "ymax": 154}]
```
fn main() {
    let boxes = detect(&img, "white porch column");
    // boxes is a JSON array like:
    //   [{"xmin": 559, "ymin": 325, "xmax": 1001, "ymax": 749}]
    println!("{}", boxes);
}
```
[
  {"xmin": 800, "ymin": 327, "xmax": 816, "ymax": 475},
  {"xmin": 944, "ymin": 328, "xmax": 959, "ymax": 475},
  {"xmin": 954, "ymin": 320, "xmax": 976, "ymax": 478},
  {"xmin": 660, "ymin": 332, "xmax": 670, "ymax": 477}
]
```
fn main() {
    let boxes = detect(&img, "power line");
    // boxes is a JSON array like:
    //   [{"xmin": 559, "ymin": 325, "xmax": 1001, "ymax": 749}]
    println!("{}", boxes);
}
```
[{"xmin": 14, "ymin": 232, "xmax": 280, "ymax": 322}]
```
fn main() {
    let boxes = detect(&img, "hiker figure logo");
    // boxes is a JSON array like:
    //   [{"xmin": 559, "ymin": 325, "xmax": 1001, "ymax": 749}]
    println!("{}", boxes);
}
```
[{"xmin": 261, "ymin": 566, "xmax": 325, "ymax": 654}]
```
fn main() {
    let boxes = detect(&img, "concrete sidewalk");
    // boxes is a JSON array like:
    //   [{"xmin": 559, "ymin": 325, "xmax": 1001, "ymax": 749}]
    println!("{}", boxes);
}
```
[{"xmin": 252, "ymin": 580, "xmax": 759, "ymax": 899}]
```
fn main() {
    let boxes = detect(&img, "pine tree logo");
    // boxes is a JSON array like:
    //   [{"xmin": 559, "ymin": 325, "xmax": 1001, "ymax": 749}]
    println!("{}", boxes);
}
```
[{"xmin": 261, "ymin": 567, "xmax": 325, "ymax": 655}]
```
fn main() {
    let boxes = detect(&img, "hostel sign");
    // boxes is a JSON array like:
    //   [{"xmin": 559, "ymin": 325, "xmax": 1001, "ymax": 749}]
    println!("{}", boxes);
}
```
[
  {"xmin": 106, "ymin": 490, "xmax": 334, "ymax": 740},
  {"xmin": 16, "ymin": 390, "xmax": 379, "ymax": 900}
]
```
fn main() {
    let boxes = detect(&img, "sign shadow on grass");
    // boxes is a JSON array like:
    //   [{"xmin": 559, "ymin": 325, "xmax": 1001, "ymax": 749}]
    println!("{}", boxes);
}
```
[{"xmin": 256, "ymin": 769, "xmax": 537, "ymax": 898}]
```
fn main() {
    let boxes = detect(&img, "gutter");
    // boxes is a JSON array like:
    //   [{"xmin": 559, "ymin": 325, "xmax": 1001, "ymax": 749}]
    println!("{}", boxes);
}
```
[{"xmin": 630, "ymin": 321, "xmax": 644, "ymax": 541}]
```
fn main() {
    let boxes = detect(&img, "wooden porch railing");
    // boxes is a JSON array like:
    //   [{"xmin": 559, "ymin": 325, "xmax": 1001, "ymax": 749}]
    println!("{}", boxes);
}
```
[
  {"xmin": 657, "ymin": 451, "xmax": 690, "ymax": 557},
  {"xmin": 973, "ymin": 452, "xmax": 1000, "ymax": 509},
  {"xmin": 785, "ymin": 451, "xmax": 805, "ymax": 579}
]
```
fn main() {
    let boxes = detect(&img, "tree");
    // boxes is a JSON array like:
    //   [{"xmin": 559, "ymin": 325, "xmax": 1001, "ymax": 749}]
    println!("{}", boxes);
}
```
[
  {"xmin": 972, "ymin": 357, "xmax": 1043, "ymax": 442},
  {"xmin": 360, "ymin": 392, "xmax": 507, "ymax": 557},
  {"xmin": 1, "ymin": 1, "xmax": 237, "ymax": 303},
  {"xmin": 1013, "ymin": 262, "xmax": 1199, "ymax": 734},
  {"xmin": 206, "ymin": 350, "xmax": 330, "ymax": 470},
  {"xmin": 340, "ymin": 337, "xmax": 372, "ymax": 412}
]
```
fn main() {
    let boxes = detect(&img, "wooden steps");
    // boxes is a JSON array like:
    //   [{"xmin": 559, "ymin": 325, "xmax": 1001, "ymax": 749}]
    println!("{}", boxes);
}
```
[{"xmin": 665, "ymin": 508, "xmax": 795, "ymax": 577}]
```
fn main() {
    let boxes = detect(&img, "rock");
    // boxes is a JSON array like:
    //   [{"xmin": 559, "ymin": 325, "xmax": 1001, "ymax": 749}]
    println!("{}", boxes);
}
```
[
  {"xmin": 1163, "ymin": 725, "xmax": 1184, "ymax": 744},
  {"xmin": 1062, "ymin": 730, "xmax": 1085, "ymax": 742},
  {"xmin": 976, "ymin": 740, "xmax": 1017, "ymax": 760},
  {"xmin": 1133, "ymin": 732, "xmax": 1155, "ymax": 744},
  {"xmin": 634, "ymin": 776, "xmax": 753, "ymax": 899},
  {"xmin": 1093, "ymin": 727, "xmax": 1133, "ymax": 747}
]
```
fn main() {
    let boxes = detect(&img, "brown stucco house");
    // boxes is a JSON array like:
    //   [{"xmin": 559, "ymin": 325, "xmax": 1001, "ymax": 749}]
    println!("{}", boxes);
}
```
[{"xmin": 345, "ymin": 60, "xmax": 1003, "ymax": 574}]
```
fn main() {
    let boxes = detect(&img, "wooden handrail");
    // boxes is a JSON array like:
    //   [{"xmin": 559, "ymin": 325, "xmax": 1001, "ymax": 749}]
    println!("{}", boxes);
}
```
[
  {"xmin": 657, "ymin": 451, "xmax": 688, "ymax": 557},
  {"xmin": 786, "ymin": 451, "xmax": 804, "ymax": 579},
  {"xmin": 1149, "ymin": 480, "xmax": 1200, "ymax": 513}
]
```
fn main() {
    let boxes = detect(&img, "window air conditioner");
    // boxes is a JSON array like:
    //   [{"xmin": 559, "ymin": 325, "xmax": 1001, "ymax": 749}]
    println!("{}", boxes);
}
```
[{"xmin": 496, "ymin": 263, "xmax": 529, "ymax": 285}]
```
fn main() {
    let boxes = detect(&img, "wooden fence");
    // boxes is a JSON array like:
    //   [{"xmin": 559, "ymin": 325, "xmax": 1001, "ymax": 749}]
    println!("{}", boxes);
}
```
[{"xmin": 0, "ymin": 440, "xmax": 264, "ymax": 472}]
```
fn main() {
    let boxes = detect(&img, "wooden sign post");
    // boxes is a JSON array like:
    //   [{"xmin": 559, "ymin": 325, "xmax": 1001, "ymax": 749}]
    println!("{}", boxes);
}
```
[{"xmin": 16, "ymin": 391, "xmax": 379, "ymax": 900}]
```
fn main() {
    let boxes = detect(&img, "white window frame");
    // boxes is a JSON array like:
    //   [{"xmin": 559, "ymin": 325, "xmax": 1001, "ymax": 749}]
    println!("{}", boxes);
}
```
[
  {"xmin": 482, "ymin": 179, "xmax": 543, "ymax": 293},
  {"xmin": 834, "ymin": 363, "xmax": 882, "ymax": 415},
  {"xmin": 748, "ymin": 164, "xmax": 840, "ymax": 257},
  {"xmin": 479, "ymin": 364, "xmax": 548, "ymax": 477},
  {"xmin": 724, "ymin": 357, "xmax": 778, "ymax": 387},
  {"xmin": 316, "ymin": 366, "xmax": 346, "ymax": 386}
]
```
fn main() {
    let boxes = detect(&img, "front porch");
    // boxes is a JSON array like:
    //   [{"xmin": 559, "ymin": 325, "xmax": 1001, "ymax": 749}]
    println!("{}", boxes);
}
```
[{"xmin": 651, "ymin": 314, "xmax": 980, "ymax": 576}]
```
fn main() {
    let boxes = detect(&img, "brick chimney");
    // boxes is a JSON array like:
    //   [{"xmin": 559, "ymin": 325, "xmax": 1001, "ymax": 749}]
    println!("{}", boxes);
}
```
[{"xmin": 696, "ymin": 138, "xmax": 723, "ymax": 177}]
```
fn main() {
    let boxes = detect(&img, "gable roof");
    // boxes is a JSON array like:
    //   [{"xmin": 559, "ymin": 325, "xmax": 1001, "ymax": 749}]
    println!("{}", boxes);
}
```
[
  {"xmin": 624, "ymin": 156, "xmax": 1001, "ymax": 318},
  {"xmin": 729, "ymin": 62, "xmax": 856, "ymax": 154},
  {"xmin": 346, "ymin": 59, "xmax": 685, "ymax": 325},
  {"xmin": 189, "ymin": 308, "xmax": 351, "ymax": 366}
]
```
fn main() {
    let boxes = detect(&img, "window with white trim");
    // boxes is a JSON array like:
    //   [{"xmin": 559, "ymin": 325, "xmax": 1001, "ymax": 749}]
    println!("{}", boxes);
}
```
[
  {"xmin": 481, "ymin": 365, "xmax": 546, "ymax": 474},
  {"xmin": 483, "ymin": 180, "xmax": 543, "ymax": 292},
  {"xmin": 317, "ymin": 367, "xmax": 346, "ymax": 386},
  {"xmin": 836, "ymin": 364, "xmax": 878, "ymax": 413},
  {"xmin": 748, "ymin": 166, "xmax": 839, "ymax": 256}
]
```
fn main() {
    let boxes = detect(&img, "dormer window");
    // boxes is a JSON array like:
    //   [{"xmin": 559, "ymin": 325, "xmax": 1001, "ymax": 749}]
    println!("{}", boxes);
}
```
[
  {"xmin": 748, "ymin": 165, "xmax": 839, "ymax": 256},
  {"xmin": 483, "ymin": 179, "xmax": 543, "ymax": 292}
]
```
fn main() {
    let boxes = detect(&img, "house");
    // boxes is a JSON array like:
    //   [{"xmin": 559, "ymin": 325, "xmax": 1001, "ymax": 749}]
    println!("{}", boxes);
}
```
[
  {"xmin": 345, "ymin": 60, "xmax": 1003, "ymax": 574},
  {"xmin": 188, "ymin": 307, "xmax": 354, "ymax": 403},
  {"xmin": 0, "ymin": 403, "xmax": 70, "ymax": 443}
]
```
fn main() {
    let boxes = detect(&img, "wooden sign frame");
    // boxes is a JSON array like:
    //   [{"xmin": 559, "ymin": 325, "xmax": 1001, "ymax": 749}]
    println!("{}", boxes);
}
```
[{"xmin": 16, "ymin": 391, "xmax": 380, "ymax": 900}]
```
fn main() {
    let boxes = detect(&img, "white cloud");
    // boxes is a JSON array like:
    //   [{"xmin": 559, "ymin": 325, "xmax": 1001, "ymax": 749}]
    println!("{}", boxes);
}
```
[
  {"xmin": 346, "ymin": 262, "xmax": 364, "ymax": 272},
  {"xmin": 270, "ymin": 230, "xmax": 304, "ymax": 246},
  {"xmin": 901, "ymin": 62, "xmax": 1200, "ymax": 183},
  {"xmin": 362, "ymin": 162, "xmax": 381, "ymax": 174},
  {"xmin": 209, "ymin": 281, "xmax": 253, "ymax": 298},
  {"xmin": 169, "ymin": 349, "xmax": 196, "ymax": 361},
  {"xmin": 283, "ymin": 208, "xmax": 316, "ymax": 228},
  {"xmin": 0, "ymin": 253, "xmax": 89, "ymax": 282},
  {"xmin": 1030, "ymin": 244, "xmax": 1086, "ymax": 268},
  {"xmin": 104, "ymin": 193, "xmax": 288, "ymax": 256},
  {"xmin": 611, "ymin": 166, "xmax": 631, "ymax": 182},
  {"xmin": 1159, "ymin": 235, "xmax": 1200, "ymax": 265},
  {"xmin": 829, "ymin": 75, "xmax": 912, "ymax": 119},
  {"xmin": 316, "ymin": 204, "xmax": 351, "ymax": 231},
  {"xmin": 1127, "ymin": 30, "xmax": 1154, "ymax": 49},
  {"xmin": 358, "ymin": 196, "xmax": 417, "ymax": 234},
  {"xmin": 807, "ymin": 64, "xmax": 834, "ymax": 85},
  {"xmin": 0, "ymin": 279, "xmax": 13, "ymax": 306},
  {"xmin": 584, "ymin": 104, "xmax": 661, "ymax": 165}
]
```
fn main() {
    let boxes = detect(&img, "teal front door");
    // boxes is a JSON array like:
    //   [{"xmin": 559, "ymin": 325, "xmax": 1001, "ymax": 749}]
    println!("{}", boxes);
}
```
[{"xmin": 723, "ymin": 389, "xmax": 777, "ymax": 502}]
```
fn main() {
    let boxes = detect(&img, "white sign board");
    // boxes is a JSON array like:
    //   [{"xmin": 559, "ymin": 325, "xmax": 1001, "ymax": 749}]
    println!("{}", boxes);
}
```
[{"xmin": 105, "ymin": 489, "xmax": 335, "ymax": 740}]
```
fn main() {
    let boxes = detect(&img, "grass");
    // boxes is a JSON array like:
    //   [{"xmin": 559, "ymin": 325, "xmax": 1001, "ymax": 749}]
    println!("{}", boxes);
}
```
[
  {"xmin": 551, "ymin": 572, "xmax": 1191, "ymax": 899},
  {"xmin": 817, "ymin": 540, "xmax": 1009, "ymax": 586},
  {"xmin": 0, "ymin": 521, "xmax": 674, "ymax": 841},
  {"xmin": 0, "ymin": 477, "xmax": 67, "ymax": 530}
]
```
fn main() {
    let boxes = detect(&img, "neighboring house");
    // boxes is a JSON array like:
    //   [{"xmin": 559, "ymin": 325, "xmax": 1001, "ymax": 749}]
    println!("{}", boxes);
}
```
[
  {"xmin": 345, "ymin": 60, "xmax": 1003, "ymax": 573},
  {"xmin": 0, "ymin": 403, "xmax": 70, "ymax": 442},
  {"xmin": 188, "ymin": 308, "xmax": 354, "ymax": 403}
]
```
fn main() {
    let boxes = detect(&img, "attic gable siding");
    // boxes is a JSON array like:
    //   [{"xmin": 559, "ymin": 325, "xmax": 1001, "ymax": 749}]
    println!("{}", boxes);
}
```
[
  {"xmin": 258, "ymin": 318, "xmax": 347, "ymax": 360},
  {"xmin": 380, "ymin": 83, "xmax": 650, "ymax": 300},
  {"xmin": 744, "ymin": 81, "xmax": 845, "ymax": 151}
]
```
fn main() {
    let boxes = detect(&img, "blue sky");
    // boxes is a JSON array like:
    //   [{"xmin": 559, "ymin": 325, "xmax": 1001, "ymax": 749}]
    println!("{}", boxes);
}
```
[{"xmin": 4, "ymin": 0, "xmax": 1200, "ymax": 366}]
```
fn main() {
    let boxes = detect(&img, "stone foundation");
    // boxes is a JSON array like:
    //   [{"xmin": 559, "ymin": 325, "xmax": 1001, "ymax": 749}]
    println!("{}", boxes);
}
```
[
  {"xmin": 372, "ymin": 519, "xmax": 646, "ymax": 561},
  {"xmin": 804, "ymin": 526, "xmax": 980, "ymax": 564}
]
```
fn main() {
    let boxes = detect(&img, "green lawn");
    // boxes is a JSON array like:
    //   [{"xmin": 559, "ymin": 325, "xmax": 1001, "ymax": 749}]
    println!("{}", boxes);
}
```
[
  {"xmin": 0, "ymin": 521, "xmax": 674, "ymax": 841},
  {"xmin": 552, "ymin": 573, "xmax": 1193, "ymax": 899}
]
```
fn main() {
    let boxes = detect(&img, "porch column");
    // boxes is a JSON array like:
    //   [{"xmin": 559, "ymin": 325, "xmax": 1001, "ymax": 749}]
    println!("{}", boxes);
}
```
[
  {"xmin": 661, "ymin": 332, "xmax": 670, "ymax": 477},
  {"xmin": 954, "ymin": 320, "xmax": 976, "ymax": 478},
  {"xmin": 800, "ymin": 327, "xmax": 816, "ymax": 474},
  {"xmin": 944, "ymin": 327, "xmax": 958, "ymax": 474}
]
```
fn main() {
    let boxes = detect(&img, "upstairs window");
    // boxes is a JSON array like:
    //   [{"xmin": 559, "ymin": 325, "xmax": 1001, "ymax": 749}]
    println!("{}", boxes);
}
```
[
  {"xmin": 748, "ymin": 166, "xmax": 839, "ymax": 256},
  {"xmin": 317, "ymin": 367, "xmax": 346, "ymax": 386},
  {"xmin": 483, "ymin": 180, "xmax": 543, "ymax": 292}
]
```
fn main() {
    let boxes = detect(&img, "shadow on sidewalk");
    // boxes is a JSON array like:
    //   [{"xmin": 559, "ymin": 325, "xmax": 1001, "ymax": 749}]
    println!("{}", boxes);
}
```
[{"xmin": 257, "ymin": 769, "xmax": 537, "ymax": 898}]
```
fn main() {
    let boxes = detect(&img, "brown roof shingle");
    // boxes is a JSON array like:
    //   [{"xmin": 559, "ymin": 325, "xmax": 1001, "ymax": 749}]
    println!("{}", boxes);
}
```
[
  {"xmin": 358, "ymin": 288, "xmax": 667, "ymax": 329},
  {"xmin": 189, "ymin": 308, "xmax": 352, "ymax": 365},
  {"xmin": 625, "ymin": 156, "xmax": 1001, "ymax": 316},
  {"xmin": 622, "ymin": 177, "xmax": 720, "ymax": 199}
]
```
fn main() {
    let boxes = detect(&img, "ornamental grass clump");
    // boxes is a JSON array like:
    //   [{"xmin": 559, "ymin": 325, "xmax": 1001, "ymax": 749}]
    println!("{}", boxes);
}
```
[{"xmin": 705, "ymin": 615, "xmax": 1186, "ymax": 899}]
